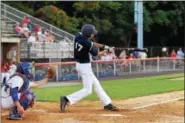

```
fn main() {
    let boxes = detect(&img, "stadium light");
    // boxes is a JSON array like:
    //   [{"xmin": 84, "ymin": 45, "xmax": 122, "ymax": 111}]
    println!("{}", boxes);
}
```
[{"xmin": 134, "ymin": 0, "xmax": 143, "ymax": 49}]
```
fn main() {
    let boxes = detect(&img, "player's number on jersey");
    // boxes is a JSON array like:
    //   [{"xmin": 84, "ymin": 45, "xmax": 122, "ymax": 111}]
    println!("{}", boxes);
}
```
[{"xmin": 75, "ymin": 42, "xmax": 83, "ymax": 51}]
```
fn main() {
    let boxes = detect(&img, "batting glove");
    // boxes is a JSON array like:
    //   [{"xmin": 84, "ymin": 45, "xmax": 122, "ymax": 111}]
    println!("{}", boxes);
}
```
[
  {"xmin": 103, "ymin": 45, "xmax": 110, "ymax": 50},
  {"xmin": 108, "ymin": 47, "xmax": 115, "ymax": 52}
]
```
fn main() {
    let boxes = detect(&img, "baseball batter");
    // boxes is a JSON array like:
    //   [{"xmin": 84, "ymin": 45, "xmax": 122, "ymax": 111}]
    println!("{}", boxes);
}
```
[
  {"xmin": 1, "ymin": 62, "xmax": 55, "ymax": 120},
  {"xmin": 60, "ymin": 24, "xmax": 118, "ymax": 111}
]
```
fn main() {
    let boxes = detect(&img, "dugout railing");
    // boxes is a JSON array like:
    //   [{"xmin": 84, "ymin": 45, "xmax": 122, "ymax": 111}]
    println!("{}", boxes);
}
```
[{"xmin": 34, "ymin": 57, "xmax": 184, "ymax": 82}]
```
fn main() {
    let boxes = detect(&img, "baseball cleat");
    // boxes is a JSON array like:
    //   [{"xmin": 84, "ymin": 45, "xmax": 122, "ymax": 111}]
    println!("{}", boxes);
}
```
[
  {"xmin": 60, "ymin": 96, "xmax": 69, "ymax": 112},
  {"xmin": 104, "ymin": 104, "xmax": 119, "ymax": 111}
]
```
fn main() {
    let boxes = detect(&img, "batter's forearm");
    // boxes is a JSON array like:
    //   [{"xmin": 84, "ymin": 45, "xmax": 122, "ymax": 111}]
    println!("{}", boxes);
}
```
[
  {"xmin": 93, "ymin": 42, "xmax": 104, "ymax": 48},
  {"xmin": 98, "ymin": 51, "xmax": 106, "ymax": 57}
]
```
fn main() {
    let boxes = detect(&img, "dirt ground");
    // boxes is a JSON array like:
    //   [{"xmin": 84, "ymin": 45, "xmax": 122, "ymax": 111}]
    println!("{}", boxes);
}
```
[{"xmin": 2, "ymin": 91, "xmax": 184, "ymax": 123}]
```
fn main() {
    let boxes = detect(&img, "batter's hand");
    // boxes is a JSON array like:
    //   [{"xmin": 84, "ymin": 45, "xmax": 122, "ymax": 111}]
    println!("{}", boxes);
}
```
[
  {"xmin": 103, "ymin": 45, "xmax": 110, "ymax": 50},
  {"xmin": 108, "ymin": 47, "xmax": 115, "ymax": 52}
]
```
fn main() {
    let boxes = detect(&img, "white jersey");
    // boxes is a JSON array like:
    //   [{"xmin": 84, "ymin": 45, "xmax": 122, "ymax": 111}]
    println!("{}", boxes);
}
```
[
  {"xmin": 1, "ymin": 72, "xmax": 11, "ymax": 84},
  {"xmin": 1, "ymin": 76, "xmax": 24, "ymax": 98},
  {"xmin": 1, "ymin": 75, "xmax": 25, "ymax": 109}
]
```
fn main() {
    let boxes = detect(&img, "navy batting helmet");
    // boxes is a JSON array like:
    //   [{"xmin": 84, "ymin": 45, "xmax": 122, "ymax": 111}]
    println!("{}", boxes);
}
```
[{"xmin": 81, "ymin": 24, "xmax": 98, "ymax": 38}]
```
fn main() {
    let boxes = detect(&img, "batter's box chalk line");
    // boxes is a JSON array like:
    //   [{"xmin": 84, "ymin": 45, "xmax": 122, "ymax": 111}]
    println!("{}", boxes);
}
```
[
  {"xmin": 99, "ymin": 114, "xmax": 126, "ymax": 117},
  {"xmin": 32, "ymin": 109, "xmax": 48, "ymax": 113},
  {"xmin": 53, "ymin": 118, "xmax": 92, "ymax": 123},
  {"xmin": 133, "ymin": 97, "xmax": 184, "ymax": 109}
]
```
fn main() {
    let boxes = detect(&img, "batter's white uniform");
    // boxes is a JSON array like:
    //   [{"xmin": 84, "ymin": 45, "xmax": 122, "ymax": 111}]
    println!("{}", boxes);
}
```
[
  {"xmin": 66, "ymin": 32, "xmax": 111, "ymax": 106},
  {"xmin": 1, "ymin": 76, "xmax": 23, "ymax": 109},
  {"xmin": 67, "ymin": 63, "xmax": 111, "ymax": 106}
]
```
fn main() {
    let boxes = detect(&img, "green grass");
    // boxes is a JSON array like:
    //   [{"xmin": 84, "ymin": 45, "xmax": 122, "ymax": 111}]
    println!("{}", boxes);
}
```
[{"xmin": 32, "ymin": 73, "xmax": 184, "ymax": 102}]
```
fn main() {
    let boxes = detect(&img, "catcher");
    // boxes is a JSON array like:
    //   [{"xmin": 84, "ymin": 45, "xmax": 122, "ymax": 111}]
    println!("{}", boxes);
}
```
[{"xmin": 1, "ymin": 62, "xmax": 55, "ymax": 120}]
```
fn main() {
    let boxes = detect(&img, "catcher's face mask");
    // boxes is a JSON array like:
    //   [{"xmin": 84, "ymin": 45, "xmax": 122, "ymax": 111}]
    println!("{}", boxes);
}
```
[{"xmin": 16, "ymin": 62, "xmax": 35, "ymax": 80}]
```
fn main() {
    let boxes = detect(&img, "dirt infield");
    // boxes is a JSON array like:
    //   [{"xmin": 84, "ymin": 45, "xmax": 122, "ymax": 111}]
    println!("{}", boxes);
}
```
[{"xmin": 2, "ymin": 91, "xmax": 184, "ymax": 123}]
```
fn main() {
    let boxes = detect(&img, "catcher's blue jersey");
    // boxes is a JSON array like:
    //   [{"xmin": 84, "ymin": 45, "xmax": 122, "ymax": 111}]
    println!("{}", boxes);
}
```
[{"xmin": 74, "ymin": 33, "xmax": 98, "ymax": 63}]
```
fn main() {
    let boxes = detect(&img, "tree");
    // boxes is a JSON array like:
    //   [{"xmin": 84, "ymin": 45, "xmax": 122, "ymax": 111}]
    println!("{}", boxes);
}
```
[
  {"xmin": 143, "ymin": 1, "xmax": 184, "ymax": 46},
  {"xmin": 5, "ymin": 1, "xmax": 184, "ymax": 47}
]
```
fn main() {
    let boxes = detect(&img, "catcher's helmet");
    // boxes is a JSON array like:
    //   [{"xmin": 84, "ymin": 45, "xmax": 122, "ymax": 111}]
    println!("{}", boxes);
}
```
[
  {"xmin": 81, "ymin": 24, "xmax": 98, "ymax": 38},
  {"xmin": 16, "ymin": 62, "xmax": 34, "ymax": 80}
]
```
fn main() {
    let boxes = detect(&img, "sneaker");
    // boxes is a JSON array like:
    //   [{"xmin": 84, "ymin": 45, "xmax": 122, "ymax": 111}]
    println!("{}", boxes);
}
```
[
  {"xmin": 7, "ymin": 109, "xmax": 22, "ymax": 120},
  {"xmin": 104, "ymin": 104, "xmax": 119, "ymax": 111},
  {"xmin": 60, "ymin": 96, "xmax": 69, "ymax": 112}
]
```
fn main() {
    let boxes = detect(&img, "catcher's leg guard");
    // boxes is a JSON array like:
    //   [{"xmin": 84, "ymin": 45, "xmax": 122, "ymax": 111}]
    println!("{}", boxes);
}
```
[
  {"xmin": 19, "ymin": 90, "xmax": 35, "ymax": 110},
  {"xmin": 7, "ymin": 90, "xmax": 35, "ymax": 120}
]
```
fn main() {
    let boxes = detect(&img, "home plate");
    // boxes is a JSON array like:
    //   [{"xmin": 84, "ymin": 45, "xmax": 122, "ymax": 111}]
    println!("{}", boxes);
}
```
[{"xmin": 100, "ymin": 114, "xmax": 124, "ymax": 117}]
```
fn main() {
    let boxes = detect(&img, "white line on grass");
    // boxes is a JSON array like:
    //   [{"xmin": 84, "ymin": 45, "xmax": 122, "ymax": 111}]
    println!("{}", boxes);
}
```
[{"xmin": 133, "ymin": 97, "xmax": 184, "ymax": 109}]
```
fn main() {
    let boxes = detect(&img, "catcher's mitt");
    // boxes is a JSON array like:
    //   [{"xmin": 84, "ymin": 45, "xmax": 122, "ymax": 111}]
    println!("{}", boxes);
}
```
[{"xmin": 45, "ymin": 66, "xmax": 56, "ymax": 79}]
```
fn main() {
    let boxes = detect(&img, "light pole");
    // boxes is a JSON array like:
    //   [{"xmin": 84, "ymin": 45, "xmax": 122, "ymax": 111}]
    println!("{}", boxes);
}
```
[{"xmin": 134, "ymin": 0, "xmax": 143, "ymax": 49}]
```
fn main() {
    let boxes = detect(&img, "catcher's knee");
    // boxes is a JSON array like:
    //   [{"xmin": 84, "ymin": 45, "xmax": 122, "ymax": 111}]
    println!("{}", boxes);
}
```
[{"xmin": 19, "ymin": 90, "xmax": 35, "ymax": 110}]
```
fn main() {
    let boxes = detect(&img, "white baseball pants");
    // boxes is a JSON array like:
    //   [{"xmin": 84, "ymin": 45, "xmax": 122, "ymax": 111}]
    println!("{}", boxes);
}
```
[
  {"xmin": 67, "ymin": 63, "xmax": 111, "ymax": 106},
  {"xmin": 1, "ymin": 94, "xmax": 21, "ymax": 109}
]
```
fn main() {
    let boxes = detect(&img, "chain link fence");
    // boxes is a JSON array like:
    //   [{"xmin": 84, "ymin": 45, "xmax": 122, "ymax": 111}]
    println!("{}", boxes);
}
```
[{"xmin": 34, "ymin": 58, "xmax": 184, "ymax": 82}]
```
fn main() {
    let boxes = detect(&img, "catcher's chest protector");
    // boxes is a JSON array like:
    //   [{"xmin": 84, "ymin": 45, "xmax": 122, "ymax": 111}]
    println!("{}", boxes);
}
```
[
  {"xmin": 11, "ymin": 74, "xmax": 35, "ymax": 110},
  {"xmin": 11, "ymin": 73, "xmax": 30, "ymax": 93}
]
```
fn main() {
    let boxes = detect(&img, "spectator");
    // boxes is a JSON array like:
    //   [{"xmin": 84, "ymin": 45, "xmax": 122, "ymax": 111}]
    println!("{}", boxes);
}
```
[
  {"xmin": 35, "ymin": 32, "xmax": 39, "ymax": 42},
  {"xmin": 44, "ymin": 30, "xmax": 54, "ymax": 42},
  {"xmin": 21, "ymin": 23, "xmax": 30, "ymax": 38},
  {"xmin": 28, "ymin": 22, "xmax": 34, "ymax": 31},
  {"xmin": 4, "ymin": 62, "xmax": 10, "ymax": 72},
  {"xmin": 119, "ymin": 50, "xmax": 126, "ymax": 59},
  {"xmin": 101, "ymin": 53, "xmax": 108, "ymax": 61},
  {"xmin": 170, "ymin": 49, "xmax": 176, "ymax": 58},
  {"xmin": 133, "ymin": 50, "xmax": 139, "ymax": 58},
  {"xmin": 139, "ymin": 51, "xmax": 147, "ymax": 59},
  {"xmin": 14, "ymin": 22, "xmax": 22, "ymax": 34},
  {"xmin": 33, "ymin": 24, "xmax": 40, "ymax": 33},
  {"xmin": 37, "ymin": 28, "xmax": 45, "ymax": 42},
  {"xmin": 44, "ymin": 30, "xmax": 49, "ymax": 42},
  {"xmin": 21, "ymin": 15, "xmax": 31, "ymax": 25},
  {"xmin": 47, "ymin": 33, "xmax": 55, "ymax": 42},
  {"xmin": 109, "ymin": 51, "xmax": 117, "ymax": 60},
  {"xmin": 127, "ymin": 53, "xmax": 133, "ymax": 59},
  {"xmin": 3, "ymin": 59, "xmax": 15, "ymax": 72},
  {"xmin": 1, "ymin": 63, "xmax": 5, "ymax": 72},
  {"xmin": 100, "ymin": 51, "xmax": 116, "ymax": 61},
  {"xmin": 28, "ymin": 31, "xmax": 36, "ymax": 43},
  {"xmin": 176, "ymin": 48, "xmax": 184, "ymax": 58}
]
